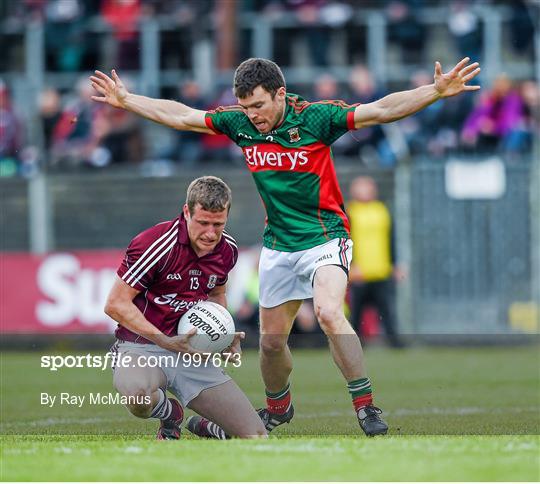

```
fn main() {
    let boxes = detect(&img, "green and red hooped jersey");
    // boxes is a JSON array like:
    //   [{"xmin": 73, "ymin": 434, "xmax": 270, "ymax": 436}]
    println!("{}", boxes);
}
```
[{"xmin": 205, "ymin": 93, "xmax": 358, "ymax": 252}]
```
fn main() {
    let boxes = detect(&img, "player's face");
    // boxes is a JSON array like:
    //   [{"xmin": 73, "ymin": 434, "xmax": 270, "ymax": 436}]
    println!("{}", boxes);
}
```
[
  {"xmin": 184, "ymin": 203, "xmax": 228, "ymax": 256},
  {"xmin": 238, "ymin": 85, "xmax": 286, "ymax": 134}
]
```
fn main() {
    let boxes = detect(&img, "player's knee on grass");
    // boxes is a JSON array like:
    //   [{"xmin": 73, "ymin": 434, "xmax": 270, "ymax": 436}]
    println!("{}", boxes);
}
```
[
  {"xmin": 115, "ymin": 381, "xmax": 154, "ymax": 418},
  {"xmin": 229, "ymin": 419, "xmax": 268, "ymax": 439},
  {"xmin": 126, "ymin": 397, "xmax": 154, "ymax": 418},
  {"xmin": 238, "ymin": 429, "xmax": 268, "ymax": 439},
  {"xmin": 259, "ymin": 333, "xmax": 288, "ymax": 355}
]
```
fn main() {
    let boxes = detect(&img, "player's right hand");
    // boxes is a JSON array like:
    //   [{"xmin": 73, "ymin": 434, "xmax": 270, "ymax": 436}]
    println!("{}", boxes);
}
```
[
  {"xmin": 90, "ymin": 69, "xmax": 128, "ymax": 109},
  {"xmin": 162, "ymin": 328, "xmax": 201, "ymax": 354}
]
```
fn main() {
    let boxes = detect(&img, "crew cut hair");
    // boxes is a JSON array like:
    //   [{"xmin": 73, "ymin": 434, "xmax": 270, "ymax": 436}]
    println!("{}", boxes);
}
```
[
  {"xmin": 186, "ymin": 176, "xmax": 232, "ymax": 214},
  {"xmin": 233, "ymin": 58, "xmax": 286, "ymax": 99}
]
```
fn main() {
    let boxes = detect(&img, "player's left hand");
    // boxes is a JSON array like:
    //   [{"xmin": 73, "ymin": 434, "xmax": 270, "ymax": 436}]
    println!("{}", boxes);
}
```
[
  {"xmin": 165, "ymin": 328, "xmax": 201, "ymax": 354},
  {"xmin": 90, "ymin": 69, "xmax": 129, "ymax": 108},
  {"xmin": 434, "ymin": 57, "xmax": 481, "ymax": 98},
  {"xmin": 224, "ymin": 332, "xmax": 245, "ymax": 356}
]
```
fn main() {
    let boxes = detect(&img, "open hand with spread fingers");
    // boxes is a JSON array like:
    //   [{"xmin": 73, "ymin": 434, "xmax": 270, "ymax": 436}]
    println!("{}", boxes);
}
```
[
  {"xmin": 434, "ymin": 57, "xmax": 481, "ymax": 98},
  {"xmin": 90, "ymin": 69, "xmax": 128, "ymax": 108}
]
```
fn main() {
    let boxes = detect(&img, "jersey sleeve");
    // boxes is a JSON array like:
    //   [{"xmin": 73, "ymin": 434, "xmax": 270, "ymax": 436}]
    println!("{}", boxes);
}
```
[
  {"xmin": 306, "ymin": 101, "xmax": 359, "ymax": 145},
  {"xmin": 117, "ymin": 225, "xmax": 174, "ymax": 291},
  {"xmin": 216, "ymin": 232, "xmax": 239, "ymax": 286},
  {"xmin": 205, "ymin": 107, "xmax": 247, "ymax": 143}
]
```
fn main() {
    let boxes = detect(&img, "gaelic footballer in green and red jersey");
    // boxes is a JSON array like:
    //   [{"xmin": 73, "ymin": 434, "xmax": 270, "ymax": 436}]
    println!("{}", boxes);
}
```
[{"xmin": 205, "ymin": 93, "xmax": 358, "ymax": 252}]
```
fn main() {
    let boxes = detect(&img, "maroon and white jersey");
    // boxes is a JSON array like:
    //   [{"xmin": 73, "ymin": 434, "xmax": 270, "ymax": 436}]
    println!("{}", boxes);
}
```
[{"xmin": 115, "ymin": 213, "xmax": 238, "ymax": 344}]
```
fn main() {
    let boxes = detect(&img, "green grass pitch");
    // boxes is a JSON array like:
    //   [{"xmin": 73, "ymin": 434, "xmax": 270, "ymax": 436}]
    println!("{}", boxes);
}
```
[{"xmin": 1, "ymin": 345, "xmax": 539, "ymax": 481}]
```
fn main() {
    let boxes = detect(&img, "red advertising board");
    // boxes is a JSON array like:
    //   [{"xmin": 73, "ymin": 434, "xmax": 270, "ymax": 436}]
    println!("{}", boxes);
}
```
[
  {"xmin": 0, "ymin": 250, "xmax": 254, "ymax": 334},
  {"xmin": 0, "ymin": 251, "xmax": 124, "ymax": 333}
]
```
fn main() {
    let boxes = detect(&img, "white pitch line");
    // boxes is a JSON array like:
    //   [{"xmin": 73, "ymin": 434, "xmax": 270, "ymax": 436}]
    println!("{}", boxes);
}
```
[
  {"xmin": 1, "ymin": 406, "xmax": 537, "ymax": 430},
  {"xmin": 295, "ymin": 406, "xmax": 539, "ymax": 419},
  {"xmin": 0, "ymin": 416, "xmax": 131, "ymax": 428}
]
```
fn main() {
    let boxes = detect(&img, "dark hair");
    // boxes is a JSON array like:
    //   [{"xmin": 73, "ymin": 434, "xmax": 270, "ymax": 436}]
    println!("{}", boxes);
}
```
[
  {"xmin": 233, "ymin": 58, "xmax": 286, "ymax": 99},
  {"xmin": 186, "ymin": 176, "xmax": 232, "ymax": 214}
]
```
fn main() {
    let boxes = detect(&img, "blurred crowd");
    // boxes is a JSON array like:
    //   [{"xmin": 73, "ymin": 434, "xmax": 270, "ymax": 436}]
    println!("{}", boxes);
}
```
[
  {"xmin": 0, "ymin": 0, "xmax": 538, "ymax": 175},
  {"xmin": 0, "ymin": 76, "xmax": 145, "ymax": 175},
  {"xmin": 2, "ymin": 0, "xmax": 535, "ymax": 70}
]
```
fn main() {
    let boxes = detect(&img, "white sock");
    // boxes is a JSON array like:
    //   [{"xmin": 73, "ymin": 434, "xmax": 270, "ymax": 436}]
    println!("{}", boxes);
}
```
[
  {"xmin": 149, "ymin": 388, "xmax": 172, "ymax": 420},
  {"xmin": 206, "ymin": 421, "xmax": 227, "ymax": 440}
]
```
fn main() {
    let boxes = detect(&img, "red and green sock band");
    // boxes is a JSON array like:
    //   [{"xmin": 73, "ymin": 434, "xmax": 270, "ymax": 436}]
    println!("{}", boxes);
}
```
[
  {"xmin": 266, "ymin": 383, "xmax": 291, "ymax": 415},
  {"xmin": 347, "ymin": 377, "xmax": 373, "ymax": 411}
]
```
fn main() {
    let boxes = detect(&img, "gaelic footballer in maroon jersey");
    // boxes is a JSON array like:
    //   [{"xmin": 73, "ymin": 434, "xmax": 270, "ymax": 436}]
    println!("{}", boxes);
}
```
[
  {"xmin": 104, "ymin": 176, "xmax": 267, "ymax": 440},
  {"xmin": 115, "ymin": 213, "xmax": 238, "ymax": 344}
]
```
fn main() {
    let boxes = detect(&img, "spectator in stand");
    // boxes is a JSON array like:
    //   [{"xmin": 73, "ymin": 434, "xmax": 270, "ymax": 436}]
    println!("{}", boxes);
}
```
[
  {"xmin": 401, "ymin": 70, "xmax": 444, "ymax": 156},
  {"xmin": 151, "ymin": 0, "xmax": 210, "ymax": 71},
  {"xmin": 347, "ymin": 176, "xmax": 405, "ymax": 348},
  {"xmin": 292, "ymin": 0, "xmax": 330, "ymax": 67},
  {"xmin": 312, "ymin": 73, "xmax": 339, "ymax": 101},
  {"xmin": 259, "ymin": 0, "xmax": 331, "ymax": 67},
  {"xmin": 520, "ymin": 80, "xmax": 540, "ymax": 154},
  {"xmin": 50, "ymin": 77, "xmax": 107, "ymax": 167},
  {"xmin": 1, "ymin": 0, "xmax": 45, "ymax": 21},
  {"xmin": 44, "ymin": 0, "xmax": 88, "ymax": 72},
  {"xmin": 448, "ymin": 1, "xmax": 482, "ymax": 62},
  {"xmin": 38, "ymin": 87, "xmax": 62, "ymax": 152},
  {"xmin": 402, "ymin": 68, "xmax": 478, "ymax": 158},
  {"xmin": 94, "ymin": 103, "xmax": 145, "ymax": 165},
  {"xmin": 0, "ymin": 1, "xmax": 46, "ymax": 71},
  {"xmin": 42, "ymin": 83, "xmax": 144, "ymax": 167},
  {"xmin": 172, "ymin": 81, "xmax": 207, "ymax": 166},
  {"xmin": 346, "ymin": 65, "xmax": 383, "ymax": 108},
  {"xmin": 340, "ymin": 65, "xmax": 394, "ymax": 165},
  {"xmin": 509, "ymin": 0, "xmax": 535, "ymax": 58},
  {"xmin": 0, "ymin": 80, "xmax": 22, "ymax": 176},
  {"xmin": 385, "ymin": 0, "xmax": 426, "ymax": 65},
  {"xmin": 101, "ymin": 0, "xmax": 142, "ymax": 70},
  {"xmin": 432, "ymin": 79, "xmax": 475, "ymax": 157},
  {"xmin": 200, "ymin": 88, "xmax": 242, "ymax": 163},
  {"xmin": 462, "ymin": 75, "xmax": 527, "ymax": 155}
]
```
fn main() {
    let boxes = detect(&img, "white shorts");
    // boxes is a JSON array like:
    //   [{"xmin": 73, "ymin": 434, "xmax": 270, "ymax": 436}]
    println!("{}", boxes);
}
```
[
  {"xmin": 258, "ymin": 238, "xmax": 353, "ymax": 308},
  {"xmin": 113, "ymin": 341, "xmax": 231, "ymax": 407}
]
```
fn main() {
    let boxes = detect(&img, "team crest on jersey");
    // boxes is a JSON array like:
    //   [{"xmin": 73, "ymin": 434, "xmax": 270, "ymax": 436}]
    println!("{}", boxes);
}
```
[
  {"xmin": 288, "ymin": 127, "xmax": 301, "ymax": 143},
  {"xmin": 207, "ymin": 275, "xmax": 218, "ymax": 289}
]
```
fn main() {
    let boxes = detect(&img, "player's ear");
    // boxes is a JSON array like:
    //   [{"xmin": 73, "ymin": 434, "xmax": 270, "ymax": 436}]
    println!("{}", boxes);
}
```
[
  {"xmin": 272, "ymin": 87, "xmax": 286, "ymax": 101},
  {"xmin": 182, "ymin": 204, "xmax": 191, "ymax": 220}
]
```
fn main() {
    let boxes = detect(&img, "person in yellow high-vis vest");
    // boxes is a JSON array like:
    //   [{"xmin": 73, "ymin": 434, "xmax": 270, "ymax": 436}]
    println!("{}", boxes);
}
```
[{"xmin": 347, "ymin": 176, "xmax": 405, "ymax": 348}]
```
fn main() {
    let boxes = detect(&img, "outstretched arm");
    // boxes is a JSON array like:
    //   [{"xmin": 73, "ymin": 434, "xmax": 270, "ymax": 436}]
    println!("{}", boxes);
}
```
[
  {"xmin": 90, "ymin": 69, "xmax": 213, "ymax": 133},
  {"xmin": 353, "ymin": 57, "xmax": 481, "ymax": 129}
]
